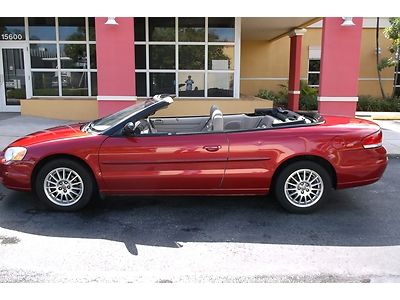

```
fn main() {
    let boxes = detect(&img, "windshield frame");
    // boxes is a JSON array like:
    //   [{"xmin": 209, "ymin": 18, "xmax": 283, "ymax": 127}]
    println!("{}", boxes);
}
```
[{"xmin": 86, "ymin": 95, "xmax": 174, "ymax": 135}]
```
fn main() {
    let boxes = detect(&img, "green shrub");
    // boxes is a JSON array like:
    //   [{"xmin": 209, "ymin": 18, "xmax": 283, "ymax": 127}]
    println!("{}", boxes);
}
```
[
  {"xmin": 357, "ymin": 95, "xmax": 400, "ymax": 112},
  {"xmin": 256, "ymin": 80, "xmax": 318, "ymax": 111}
]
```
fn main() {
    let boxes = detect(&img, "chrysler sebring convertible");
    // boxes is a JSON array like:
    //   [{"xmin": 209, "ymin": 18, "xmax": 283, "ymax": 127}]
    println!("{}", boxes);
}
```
[{"xmin": 0, "ymin": 94, "xmax": 387, "ymax": 213}]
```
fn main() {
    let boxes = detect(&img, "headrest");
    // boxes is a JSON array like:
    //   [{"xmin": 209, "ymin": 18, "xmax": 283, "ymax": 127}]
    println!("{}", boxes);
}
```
[{"xmin": 210, "ymin": 105, "xmax": 220, "ymax": 115}]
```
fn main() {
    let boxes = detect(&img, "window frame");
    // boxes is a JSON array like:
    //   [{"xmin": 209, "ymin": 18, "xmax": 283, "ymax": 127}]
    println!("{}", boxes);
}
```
[
  {"xmin": 26, "ymin": 17, "xmax": 97, "ymax": 98},
  {"xmin": 307, "ymin": 59, "xmax": 321, "ymax": 88},
  {"xmin": 134, "ymin": 17, "xmax": 240, "ymax": 99}
]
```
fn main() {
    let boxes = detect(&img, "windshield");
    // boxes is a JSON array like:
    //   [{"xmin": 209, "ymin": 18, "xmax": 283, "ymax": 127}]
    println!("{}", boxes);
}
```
[{"xmin": 89, "ymin": 99, "xmax": 158, "ymax": 132}]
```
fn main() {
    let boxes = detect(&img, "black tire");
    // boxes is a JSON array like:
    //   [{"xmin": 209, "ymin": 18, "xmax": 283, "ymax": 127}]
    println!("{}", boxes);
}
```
[
  {"xmin": 35, "ymin": 158, "xmax": 95, "ymax": 211},
  {"xmin": 274, "ymin": 161, "xmax": 332, "ymax": 213}
]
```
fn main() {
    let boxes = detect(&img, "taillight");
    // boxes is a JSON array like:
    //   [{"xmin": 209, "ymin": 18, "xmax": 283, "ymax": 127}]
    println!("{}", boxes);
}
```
[{"xmin": 362, "ymin": 130, "xmax": 383, "ymax": 149}]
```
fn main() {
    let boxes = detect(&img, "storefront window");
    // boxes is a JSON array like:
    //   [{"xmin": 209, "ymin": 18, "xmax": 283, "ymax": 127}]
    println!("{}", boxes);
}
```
[
  {"xmin": 89, "ymin": 44, "xmax": 96, "ymax": 69},
  {"xmin": 178, "ymin": 18, "xmax": 205, "ymax": 42},
  {"xmin": 208, "ymin": 45, "xmax": 234, "ymax": 70},
  {"xmin": 149, "ymin": 45, "xmax": 175, "ymax": 69},
  {"xmin": 32, "ymin": 72, "xmax": 59, "ymax": 96},
  {"xmin": 135, "ymin": 17, "xmax": 237, "ymax": 98},
  {"xmin": 150, "ymin": 73, "xmax": 175, "ymax": 96},
  {"xmin": 28, "ymin": 18, "xmax": 56, "ymax": 41},
  {"xmin": 135, "ymin": 72, "xmax": 147, "ymax": 96},
  {"xmin": 88, "ymin": 18, "xmax": 96, "ymax": 41},
  {"xmin": 307, "ymin": 59, "xmax": 320, "ymax": 87},
  {"xmin": 179, "ymin": 45, "xmax": 205, "ymax": 70},
  {"xmin": 134, "ymin": 18, "xmax": 145, "ymax": 42},
  {"xmin": 91, "ymin": 72, "xmax": 97, "ymax": 96},
  {"xmin": 61, "ymin": 72, "xmax": 88, "ymax": 96},
  {"xmin": 178, "ymin": 72, "xmax": 205, "ymax": 97},
  {"xmin": 60, "ymin": 44, "xmax": 87, "ymax": 69},
  {"xmin": 149, "ymin": 18, "xmax": 175, "ymax": 42},
  {"xmin": 58, "ymin": 17, "xmax": 86, "ymax": 41},
  {"xmin": 30, "ymin": 44, "xmax": 58, "ymax": 69},
  {"xmin": 208, "ymin": 18, "xmax": 235, "ymax": 42},
  {"xmin": 0, "ymin": 18, "xmax": 25, "ymax": 40},
  {"xmin": 208, "ymin": 73, "xmax": 234, "ymax": 97},
  {"xmin": 135, "ymin": 45, "xmax": 146, "ymax": 69}
]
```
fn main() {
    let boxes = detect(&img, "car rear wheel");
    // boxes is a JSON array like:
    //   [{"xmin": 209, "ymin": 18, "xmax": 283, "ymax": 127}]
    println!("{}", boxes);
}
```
[
  {"xmin": 274, "ymin": 161, "xmax": 332, "ymax": 213},
  {"xmin": 35, "ymin": 159, "xmax": 94, "ymax": 211}
]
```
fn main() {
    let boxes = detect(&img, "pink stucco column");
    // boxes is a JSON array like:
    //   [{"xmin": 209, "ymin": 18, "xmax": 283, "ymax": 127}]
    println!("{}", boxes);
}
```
[
  {"xmin": 287, "ymin": 29, "xmax": 306, "ymax": 111},
  {"xmin": 318, "ymin": 17, "xmax": 363, "ymax": 117},
  {"xmin": 95, "ymin": 17, "xmax": 136, "ymax": 117}
]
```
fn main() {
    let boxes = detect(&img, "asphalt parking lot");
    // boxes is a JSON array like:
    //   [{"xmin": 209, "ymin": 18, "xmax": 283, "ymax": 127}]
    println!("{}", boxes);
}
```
[{"xmin": 1, "ymin": 158, "xmax": 399, "ymax": 283}]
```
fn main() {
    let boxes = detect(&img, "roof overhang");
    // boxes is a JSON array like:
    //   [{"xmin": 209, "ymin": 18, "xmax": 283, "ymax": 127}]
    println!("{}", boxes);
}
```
[{"xmin": 241, "ymin": 17, "xmax": 322, "ymax": 42}]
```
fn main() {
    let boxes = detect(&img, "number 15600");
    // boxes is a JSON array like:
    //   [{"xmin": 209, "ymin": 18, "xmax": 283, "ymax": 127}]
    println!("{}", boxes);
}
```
[{"xmin": 1, "ymin": 33, "xmax": 23, "ymax": 40}]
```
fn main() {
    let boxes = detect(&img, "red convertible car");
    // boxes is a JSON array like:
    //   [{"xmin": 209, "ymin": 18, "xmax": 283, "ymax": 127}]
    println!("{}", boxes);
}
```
[{"xmin": 0, "ymin": 94, "xmax": 387, "ymax": 213}]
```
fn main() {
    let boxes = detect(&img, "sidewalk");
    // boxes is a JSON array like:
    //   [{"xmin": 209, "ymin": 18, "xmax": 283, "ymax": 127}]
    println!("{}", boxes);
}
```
[{"xmin": 0, "ymin": 112, "xmax": 400, "ymax": 155}]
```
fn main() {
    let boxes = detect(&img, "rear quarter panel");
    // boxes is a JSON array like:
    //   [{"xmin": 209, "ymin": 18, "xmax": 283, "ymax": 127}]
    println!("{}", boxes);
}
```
[{"xmin": 223, "ymin": 116, "xmax": 387, "ymax": 193}]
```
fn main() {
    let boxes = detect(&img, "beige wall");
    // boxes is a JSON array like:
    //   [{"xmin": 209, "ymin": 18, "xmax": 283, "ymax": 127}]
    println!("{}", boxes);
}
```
[
  {"xmin": 241, "ymin": 27, "xmax": 396, "ymax": 98},
  {"xmin": 21, "ymin": 98, "xmax": 273, "ymax": 120},
  {"xmin": 155, "ymin": 99, "xmax": 273, "ymax": 117},
  {"xmin": 21, "ymin": 99, "xmax": 98, "ymax": 121}
]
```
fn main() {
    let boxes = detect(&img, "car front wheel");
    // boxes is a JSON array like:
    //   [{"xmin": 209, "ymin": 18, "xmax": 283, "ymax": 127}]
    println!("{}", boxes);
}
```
[
  {"xmin": 35, "ymin": 159, "xmax": 94, "ymax": 211},
  {"xmin": 274, "ymin": 161, "xmax": 332, "ymax": 213}
]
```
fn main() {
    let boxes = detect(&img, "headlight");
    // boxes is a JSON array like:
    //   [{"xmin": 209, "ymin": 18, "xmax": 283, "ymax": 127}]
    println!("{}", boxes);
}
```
[{"xmin": 4, "ymin": 147, "xmax": 27, "ymax": 162}]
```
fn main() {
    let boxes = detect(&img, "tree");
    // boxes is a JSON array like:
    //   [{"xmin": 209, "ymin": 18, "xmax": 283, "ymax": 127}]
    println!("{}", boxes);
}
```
[
  {"xmin": 379, "ymin": 17, "xmax": 400, "ymax": 98},
  {"xmin": 376, "ymin": 18, "xmax": 386, "ymax": 98}
]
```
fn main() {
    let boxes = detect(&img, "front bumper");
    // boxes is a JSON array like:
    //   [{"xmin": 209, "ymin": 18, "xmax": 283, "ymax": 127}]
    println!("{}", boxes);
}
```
[{"xmin": 0, "ymin": 152, "xmax": 33, "ymax": 191}]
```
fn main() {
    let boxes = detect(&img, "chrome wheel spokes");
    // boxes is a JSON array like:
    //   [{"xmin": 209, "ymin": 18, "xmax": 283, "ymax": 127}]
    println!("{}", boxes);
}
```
[
  {"xmin": 284, "ymin": 169, "xmax": 324, "ymax": 208},
  {"xmin": 44, "ymin": 167, "xmax": 84, "ymax": 206}
]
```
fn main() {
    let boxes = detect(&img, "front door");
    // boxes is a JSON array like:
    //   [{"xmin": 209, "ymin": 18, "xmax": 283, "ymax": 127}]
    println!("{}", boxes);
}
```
[
  {"xmin": 98, "ymin": 133, "xmax": 229, "ymax": 194},
  {"xmin": 0, "ymin": 44, "xmax": 30, "ymax": 112}
]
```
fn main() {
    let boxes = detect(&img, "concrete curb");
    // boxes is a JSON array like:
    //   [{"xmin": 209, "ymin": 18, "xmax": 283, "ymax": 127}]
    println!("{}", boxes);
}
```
[{"xmin": 356, "ymin": 112, "xmax": 400, "ymax": 121}]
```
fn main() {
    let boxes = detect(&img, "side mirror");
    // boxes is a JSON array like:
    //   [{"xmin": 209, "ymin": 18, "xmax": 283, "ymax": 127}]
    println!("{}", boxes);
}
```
[{"xmin": 123, "ymin": 121, "xmax": 141, "ymax": 136}]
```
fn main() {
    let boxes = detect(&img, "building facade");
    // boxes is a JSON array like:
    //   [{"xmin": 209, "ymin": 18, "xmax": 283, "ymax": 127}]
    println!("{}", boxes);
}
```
[{"xmin": 0, "ymin": 17, "xmax": 397, "ymax": 120}]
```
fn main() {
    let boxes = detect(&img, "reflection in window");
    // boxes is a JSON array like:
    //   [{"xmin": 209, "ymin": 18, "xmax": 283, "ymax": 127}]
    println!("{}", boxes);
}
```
[
  {"xmin": 178, "ymin": 72, "xmax": 204, "ymax": 97},
  {"xmin": 134, "ymin": 17, "xmax": 145, "ymax": 41},
  {"xmin": 88, "ymin": 18, "xmax": 96, "ymax": 41},
  {"xmin": 307, "ymin": 59, "xmax": 320, "ymax": 86},
  {"xmin": 135, "ymin": 45, "xmax": 146, "ymax": 69},
  {"xmin": 60, "ymin": 44, "xmax": 87, "ymax": 69},
  {"xmin": 308, "ymin": 59, "xmax": 320, "ymax": 71},
  {"xmin": 179, "ymin": 45, "xmax": 204, "ymax": 70},
  {"xmin": 136, "ymin": 72, "xmax": 147, "ymax": 96},
  {"xmin": 308, "ymin": 73, "xmax": 319, "ymax": 86},
  {"xmin": 149, "ymin": 18, "xmax": 175, "ymax": 41},
  {"xmin": 149, "ymin": 45, "xmax": 175, "ymax": 69},
  {"xmin": 0, "ymin": 17, "xmax": 25, "ymax": 39},
  {"xmin": 208, "ymin": 18, "xmax": 235, "ymax": 42},
  {"xmin": 58, "ymin": 17, "xmax": 86, "ymax": 41},
  {"xmin": 28, "ymin": 18, "xmax": 56, "ymax": 41},
  {"xmin": 150, "ymin": 73, "xmax": 175, "ymax": 96},
  {"xmin": 208, "ymin": 45, "xmax": 234, "ymax": 70},
  {"xmin": 30, "ymin": 44, "xmax": 58, "ymax": 69},
  {"xmin": 32, "ymin": 72, "xmax": 59, "ymax": 96},
  {"xmin": 89, "ymin": 44, "xmax": 96, "ymax": 69},
  {"xmin": 178, "ymin": 17, "xmax": 205, "ymax": 42},
  {"xmin": 91, "ymin": 72, "xmax": 97, "ymax": 96},
  {"xmin": 208, "ymin": 73, "xmax": 234, "ymax": 97},
  {"xmin": 61, "ymin": 72, "xmax": 88, "ymax": 96}
]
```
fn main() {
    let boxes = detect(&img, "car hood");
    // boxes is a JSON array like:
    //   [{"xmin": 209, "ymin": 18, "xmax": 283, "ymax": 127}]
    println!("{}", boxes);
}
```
[{"xmin": 7, "ymin": 123, "xmax": 91, "ymax": 148}]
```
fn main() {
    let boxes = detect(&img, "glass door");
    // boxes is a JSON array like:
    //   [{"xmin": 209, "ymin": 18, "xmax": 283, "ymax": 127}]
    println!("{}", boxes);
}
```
[{"xmin": 0, "ymin": 44, "xmax": 29, "ymax": 112}]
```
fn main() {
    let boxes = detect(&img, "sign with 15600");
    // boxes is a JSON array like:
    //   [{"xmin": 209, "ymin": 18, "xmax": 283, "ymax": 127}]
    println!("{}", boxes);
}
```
[{"xmin": 1, "ymin": 33, "xmax": 24, "ymax": 40}]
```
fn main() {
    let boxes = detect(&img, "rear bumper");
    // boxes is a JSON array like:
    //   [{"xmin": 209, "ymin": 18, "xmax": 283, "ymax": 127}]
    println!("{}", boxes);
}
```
[
  {"xmin": 0, "ymin": 152, "xmax": 33, "ymax": 191},
  {"xmin": 336, "ymin": 146, "xmax": 388, "ymax": 189}
]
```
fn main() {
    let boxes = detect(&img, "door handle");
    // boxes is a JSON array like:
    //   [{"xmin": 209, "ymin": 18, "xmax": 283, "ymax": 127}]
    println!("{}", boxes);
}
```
[{"xmin": 203, "ymin": 145, "xmax": 221, "ymax": 152}]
